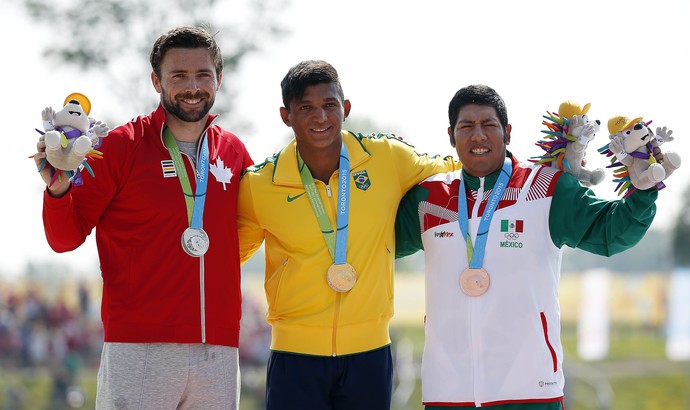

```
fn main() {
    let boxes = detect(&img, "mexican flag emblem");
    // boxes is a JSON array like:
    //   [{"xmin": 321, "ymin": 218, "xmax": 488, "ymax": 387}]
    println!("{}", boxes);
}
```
[{"xmin": 501, "ymin": 219, "xmax": 523, "ymax": 233}]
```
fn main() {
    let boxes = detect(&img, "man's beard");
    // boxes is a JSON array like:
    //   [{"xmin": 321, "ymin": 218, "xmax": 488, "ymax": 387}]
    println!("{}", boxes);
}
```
[{"xmin": 161, "ymin": 90, "xmax": 214, "ymax": 123}]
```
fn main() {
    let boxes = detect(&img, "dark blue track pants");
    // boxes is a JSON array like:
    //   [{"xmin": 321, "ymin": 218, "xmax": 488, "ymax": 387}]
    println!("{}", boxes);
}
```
[{"xmin": 266, "ymin": 346, "xmax": 393, "ymax": 410}]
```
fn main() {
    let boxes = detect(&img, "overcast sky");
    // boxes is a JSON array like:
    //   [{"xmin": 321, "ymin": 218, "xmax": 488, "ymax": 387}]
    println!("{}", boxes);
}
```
[{"xmin": 2, "ymin": 0, "xmax": 688, "ymax": 277}]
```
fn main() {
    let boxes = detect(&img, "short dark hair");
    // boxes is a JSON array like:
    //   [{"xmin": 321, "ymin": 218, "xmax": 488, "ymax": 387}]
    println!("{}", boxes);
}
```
[
  {"xmin": 150, "ymin": 26, "xmax": 223, "ymax": 80},
  {"xmin": 448, "ymin": 84, "xmax": 509, "ymax": 135},
  {"xmin": 280, "ymin": 60, "xmax": 344, "ymax": 110}
]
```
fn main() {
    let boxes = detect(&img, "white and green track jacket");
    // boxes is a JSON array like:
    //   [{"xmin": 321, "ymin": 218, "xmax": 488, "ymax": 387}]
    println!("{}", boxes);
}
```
[{"xmin": 395, "ymin": 153, "xmax": 657, "ymax": 407}]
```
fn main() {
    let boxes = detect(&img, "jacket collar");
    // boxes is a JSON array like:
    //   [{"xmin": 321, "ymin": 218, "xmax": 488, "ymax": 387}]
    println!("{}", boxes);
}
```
[
  {"xmin": 152, "ymin": 103, "xmax": 220, "ymax": 147},
  {"xmin": 272, "ymin": 130, "xmax": 371, "ymax": 186},
  {"xmin": 461, "ymin": 151, "xmax": 517, "ymax": 191}
]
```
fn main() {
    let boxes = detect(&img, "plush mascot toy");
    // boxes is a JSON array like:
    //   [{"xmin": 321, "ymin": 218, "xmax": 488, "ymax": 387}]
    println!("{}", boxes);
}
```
[
  {"xmin": 531, "ymin": 101, "xmax": 605, "ymax": 186},
  {"xmin": 598, "ymin": 115, "xmax": 681, "ymax": 197},
  {"xmin": 36, "ymin": 93, "xmax": 109, "ymax": 186}
]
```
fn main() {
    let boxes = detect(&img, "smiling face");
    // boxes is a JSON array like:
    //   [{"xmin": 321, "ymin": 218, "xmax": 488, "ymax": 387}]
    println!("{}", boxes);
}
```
[
  {"xmin": 449, "ymin": 104, "xmax": 511, "ymax": 177},
  {"xmin": 152, "ymin": 47, "xmax": 221, "ymax": 123},
  {"xmin": 280, "ymin": 82, "xmax": 351, "ymax": 154},
  {"xmin": 54, "ymin": 101, "xmax": 90, "ymax": 131}
]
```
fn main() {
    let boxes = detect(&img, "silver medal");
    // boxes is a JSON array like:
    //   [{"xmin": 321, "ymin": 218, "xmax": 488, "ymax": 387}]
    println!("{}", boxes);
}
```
[{"xmin": 181, "ymin": 227, "xmax": 209, "ymax": 257}]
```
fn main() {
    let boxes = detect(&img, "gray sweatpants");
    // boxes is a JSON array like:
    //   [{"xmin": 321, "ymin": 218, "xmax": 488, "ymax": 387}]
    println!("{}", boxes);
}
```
[{"xmin": 95, "ymin": 342, "xmax": 240, "ymax": 410}]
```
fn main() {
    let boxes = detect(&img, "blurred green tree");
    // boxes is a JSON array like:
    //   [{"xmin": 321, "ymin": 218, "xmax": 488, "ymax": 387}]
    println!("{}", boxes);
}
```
[{"xmin": 21, "ymin": 0, "xmax": 288, "ymax": 128}]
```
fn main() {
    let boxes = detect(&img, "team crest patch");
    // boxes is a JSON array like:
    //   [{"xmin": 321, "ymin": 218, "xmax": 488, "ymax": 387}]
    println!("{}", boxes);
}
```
[
  {"xmin": 352, "ymin": 170, "xmax": 371, "ymax": 191},
  {"xmin": 499, "ymin": 219, "xmax": 524, "ymax": 247},
  {"xmin": 161, "ymin": 160, "xmax": 176, "ymax": 178}
]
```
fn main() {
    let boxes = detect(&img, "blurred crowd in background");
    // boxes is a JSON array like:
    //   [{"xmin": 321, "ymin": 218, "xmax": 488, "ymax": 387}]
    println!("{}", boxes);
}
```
[
  {"xmin": 0, "ymin": 281, "xmax": 101, "ymax": 408},
  {"xmin": 0, "ymin": 279, "xmax": 272, "ymax": 409}
]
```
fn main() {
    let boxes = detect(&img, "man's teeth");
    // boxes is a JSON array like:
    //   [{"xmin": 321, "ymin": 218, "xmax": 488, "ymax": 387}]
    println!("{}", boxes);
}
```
[
  {"xmin": 472, "ymin": 148, "xmax": 489, "ymax": 154},
  {"xmin": 183, "ymin": 99, "xmax": 201, "ymax": 104}
]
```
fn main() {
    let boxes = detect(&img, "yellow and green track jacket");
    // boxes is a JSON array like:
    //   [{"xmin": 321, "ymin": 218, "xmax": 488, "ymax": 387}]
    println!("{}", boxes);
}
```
[{"xmin": 238, "ymin": 131, "xmax": 457, "ymax": 356}]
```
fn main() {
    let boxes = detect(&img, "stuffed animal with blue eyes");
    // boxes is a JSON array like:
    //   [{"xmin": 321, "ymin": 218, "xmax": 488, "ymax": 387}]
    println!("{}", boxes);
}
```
[{"xmin": 36, "ymin": 93, "xmax": 109, "ymax": 186}]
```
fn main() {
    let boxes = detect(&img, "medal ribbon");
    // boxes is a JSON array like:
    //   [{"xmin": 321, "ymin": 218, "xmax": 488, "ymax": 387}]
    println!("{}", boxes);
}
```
[
  {"xmin": 163, "ymin": 128, "xmax": 210, "ymax": 228},
  {"xmin": 457, "ymin": 157, "xmax": 512, "ymax": 268},
  {"xmin": 297, "ymin": 142, "xmax": 350, "ymax": 264}
]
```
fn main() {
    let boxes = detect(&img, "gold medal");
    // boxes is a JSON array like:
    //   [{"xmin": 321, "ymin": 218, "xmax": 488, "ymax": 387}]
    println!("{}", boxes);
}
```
[
  {"xmin": 327, "ymin": 263, "xmax": 357, "ymax": 292},
  {"xmin": 460, "ymin": 268, "xmax": 490, "ymax": 297}
]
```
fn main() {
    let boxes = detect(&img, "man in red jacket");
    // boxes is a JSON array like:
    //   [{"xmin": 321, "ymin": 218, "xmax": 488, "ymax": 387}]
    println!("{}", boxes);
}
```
[{"xmin": 33, "ymin": 26, "xmax": 253, "ymax": 409}]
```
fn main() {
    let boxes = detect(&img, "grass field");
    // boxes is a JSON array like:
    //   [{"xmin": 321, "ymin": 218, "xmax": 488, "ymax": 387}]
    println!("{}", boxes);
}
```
[{"xmin": 1, "ymin": 325, "xmax": 689, "ymax": 410}]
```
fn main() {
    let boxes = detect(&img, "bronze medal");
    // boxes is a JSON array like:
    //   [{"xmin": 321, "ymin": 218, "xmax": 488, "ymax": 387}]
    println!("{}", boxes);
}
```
[
  {"xmin": 181, "ymin": 227, "xmax": 210, "ymax": 257},
  {"xmin": 460, "ymin": 267, "xmax": 490, "ymax": 297},
  {"xmin": 327, "ymin": 263, "xmax": 357, "ymax": 292}
]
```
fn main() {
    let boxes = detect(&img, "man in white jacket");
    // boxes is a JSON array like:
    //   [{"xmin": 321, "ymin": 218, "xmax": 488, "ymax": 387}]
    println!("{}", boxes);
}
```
[{"xmin": 395, "ymin": 84, "xmax": 658, "ymax": 409}]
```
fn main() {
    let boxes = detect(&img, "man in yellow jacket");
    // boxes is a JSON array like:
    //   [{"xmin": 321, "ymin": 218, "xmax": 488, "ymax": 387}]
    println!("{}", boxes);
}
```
[{"xmin": 237, "ymin": 60, "xmax": 456, "ymax": 410}]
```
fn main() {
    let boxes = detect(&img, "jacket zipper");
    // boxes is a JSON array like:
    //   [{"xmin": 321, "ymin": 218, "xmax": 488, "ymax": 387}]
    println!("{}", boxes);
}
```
[
  {"xmin": 325, "ymin": 181, "xmax": 339, "ymax": 355},
  {"xmin": 470, "ymin": 176, "xmax": 485, "ymax": 405},
  {"xmin": 332, "ymin": 293, "xmax": 341, "ymax": 356},
  {"xmin": 165, "ymin": 125, "xmax": 208, "ymax": 344},
  {"xmin": 200, "ymin": 256, "xmax": 206, "ymax": 343},
  {"xmin": 193, "ymin": 138, "xmax": 207, "ymax": 343},
  {"xmin": 159, "ymin": 122, "xmax": 212, "ymax": 344},
  {"xmin": 182, "ymin": 143, "xmax": 206, "ymax": 344}
]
